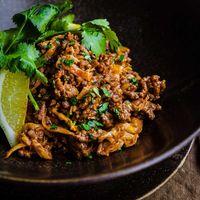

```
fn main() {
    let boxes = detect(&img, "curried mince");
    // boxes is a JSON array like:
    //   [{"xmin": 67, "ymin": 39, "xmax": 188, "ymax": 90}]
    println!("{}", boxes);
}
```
[{"xmin": 7, "ymin": 32, "xmax": 166, "ymax": 160}]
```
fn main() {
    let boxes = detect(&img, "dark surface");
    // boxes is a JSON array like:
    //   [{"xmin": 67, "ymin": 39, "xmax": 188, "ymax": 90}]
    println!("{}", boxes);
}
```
[
  {"xmin": 146, "ymin": 140, "xmax": 200, "ymax": 200},
  {"xmin": 0, "ymin": 0, "xmax": 200, "ymax": 184},
  {"xmin": 0, "ymin": 143, "xmax": 192, "ymax": 199}
]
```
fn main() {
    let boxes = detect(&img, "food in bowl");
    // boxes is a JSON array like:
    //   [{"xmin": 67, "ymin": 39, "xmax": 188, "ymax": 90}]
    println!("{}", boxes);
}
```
[{"xmin": 0, "ymin": 1, "xmax": 166, "ymax": 160}]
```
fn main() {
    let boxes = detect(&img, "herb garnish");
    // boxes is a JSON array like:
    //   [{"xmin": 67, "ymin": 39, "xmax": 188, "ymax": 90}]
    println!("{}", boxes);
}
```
[
  {"xmin": 81, "ymin": 19, "xmax": 121, "ymax": 57},
  {"xmin": 88, "ymin": 134, "xmax": 95, "ymax": 140},
  {"xmin": 50, "ymin": 124, "xmax": 58, "ymax": 129},
  {"xmin": 97, "ymin": 102, "xmax": 109, "ymax": 114},
  {"xmin": 101, "ymin": 88, "xmax": 111, "ymax": 97},
  {"xmin": 28, "ymin": 90, "xmax": 39, "ymax": 111},
  {"xmin": 0, "ymin": 1, "xmax": 122, "ymax": 112},
  {"xmin": 113, "ymin": 108, "xmax": 120, "ymax": 116},
  {"xmin": 82, "ymin": 52, "xmax": 92, "ymax": 61},
  {"xmin": 79, "ymin": 120, "xmax": 103, "ymax": 131},
  {"xmin": 92, "ymin": 87, "xmax": 101, "ymax": 97},
  {"xmin": 119, "ymin": 55, "xmax": 124, "ymax": 62},
  {"xmin": 68, "ymin": 40, "xmax": 75, "ymax": 46},
  {"xmin": 130, "ymin": 77, "xmax": 138, "ymax": 86},
  {"xmin": 87, "ymin": 154, "xmax": 93, "ymax": 160},
  {"xmin": 45, "ymin": 43, "xmax": 52, "ymax": 50},
  {"xmin": 61, "ymin": 59, "xmax": 74, "ymax": 66},
  {"xmin": 69, "ymin": 96, "xmax": 78, "ymax": 105}
]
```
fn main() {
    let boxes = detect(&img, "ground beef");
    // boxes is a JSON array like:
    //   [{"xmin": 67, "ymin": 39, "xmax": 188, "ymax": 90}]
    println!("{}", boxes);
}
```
[{"xmin": 7, "ymin": 32, "xmax": 166, "ymax": 160}]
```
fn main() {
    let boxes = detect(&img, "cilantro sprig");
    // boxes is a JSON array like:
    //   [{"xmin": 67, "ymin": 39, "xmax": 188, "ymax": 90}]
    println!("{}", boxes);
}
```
[
  {"xmin": 0, "ymin": 1, "xmax": 122, "ymax": 83},
  {"xmin": 0, "ymin": 0, "xmax": 74, "ymax": 84},
  {"xmin": 81, "ymin": 19, "xmax": 121, "ymax": 57},
  {"xmin": 97, "ymin": 102, "xmax": 109, "ymax": 114}
]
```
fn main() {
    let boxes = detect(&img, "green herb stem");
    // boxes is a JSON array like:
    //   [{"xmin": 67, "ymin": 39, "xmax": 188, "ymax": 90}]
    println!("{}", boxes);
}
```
[
  {"xmin": 5, "ymin": 16, "xmax": 27, "ymax": 54},
  {"xmin": 28, "ymin": 89, "xmax": 39, "ymax": 111}
]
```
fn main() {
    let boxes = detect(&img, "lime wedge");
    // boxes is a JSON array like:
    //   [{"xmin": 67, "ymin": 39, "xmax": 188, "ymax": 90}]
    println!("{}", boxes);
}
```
[{"xmin": 0, "ymin": 70, "xmax": 29, "ymax": 147}]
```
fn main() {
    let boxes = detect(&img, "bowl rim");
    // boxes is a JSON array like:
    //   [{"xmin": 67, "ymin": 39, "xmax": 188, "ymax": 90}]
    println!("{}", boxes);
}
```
[{"xmin": 0, "ymin": 127, "xmax": 199, "ymax": 185}]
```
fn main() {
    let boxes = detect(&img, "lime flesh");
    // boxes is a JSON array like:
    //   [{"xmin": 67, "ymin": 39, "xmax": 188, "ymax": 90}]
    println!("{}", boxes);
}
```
[{"xmin": 0, "ymin": 70, "xmax": 29, "ymax": 147}]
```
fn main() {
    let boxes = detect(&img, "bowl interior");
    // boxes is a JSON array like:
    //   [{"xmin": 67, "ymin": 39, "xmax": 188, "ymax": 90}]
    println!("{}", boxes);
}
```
[{"xmin": 0, "ymin": 0, "xmax": 200, "ymax": 183}]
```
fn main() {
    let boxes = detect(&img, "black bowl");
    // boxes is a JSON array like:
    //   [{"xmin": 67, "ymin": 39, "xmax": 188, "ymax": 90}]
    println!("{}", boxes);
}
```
[{"xmin": 0, "ymin": 0, "xmax": 200, "ymax": 184}]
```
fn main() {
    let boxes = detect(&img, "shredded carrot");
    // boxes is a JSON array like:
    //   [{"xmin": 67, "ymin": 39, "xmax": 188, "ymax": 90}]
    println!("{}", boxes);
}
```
[
  {"xmin": 77, "ymin": 85, "xmax": 92, "ymax": 100},
  {"xmin": 24, "ymin": 123, "xmax": 42, "ymax": 130},
  {"xmin": 42, "ymin": 115, "xmax": 75, "ymax": 137},
  {"xmin": 52, "ymin": 107, "xmax": 77, "ymax": 131},
  {"xmin": 64, "ymin": 64, "xmax": 92, "ymax": 81}
]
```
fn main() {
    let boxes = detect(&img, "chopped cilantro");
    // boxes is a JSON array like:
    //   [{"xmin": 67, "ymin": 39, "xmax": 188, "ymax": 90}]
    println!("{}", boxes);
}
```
[
  {"xmin": 68, "ymin": 40, "xmax": 75, "ymax": 46},
  {"xmin": 45, "ymin": 43, "xmax": 52, "ymax": 49},
  {"xmin": 69, "ymin": 96, "xmax": 78, "ymax": 105},
  {"xmin": 61, "ymin": 58, "xmax": 74, "ymax": 66},
  {"xmin": 87, "ymin": 120, "xmax": 103, "ymax": 129},
  {"xmin": 82, "ymin": 52, "xmax": 92, "ymax": 61},
  {"xmin": 113, "ymin": 108, "xmax": 120, "ymax": 116},
  {"xmin": 85, "ymin": 54, "xmax": 91, "ymax": 60},
  {"xmin": 130, "ymin": 77, "xmax": 138, "ymax": 86},
  {"xmin": 50, "ymin": 124, "xmax": 58, "ymax": 129},
  {"xmin": 101, "ymin": 88, "xmax": 111, "ymax": 97},
  {"xmin": 58, "ymin": 64, "xmax": 62, "ymax": 69},
  {"xmin": 55, "ymin": 38, "xmax": 61, "ymax": 46},
  {"xmin": 79, "ymin": 120, "xmax": 103, "ymax": 131},
  {"xmin": 92, "ymin": 87, "xmax": 101, "ymax": 97},
  {"xmin": 87, "ymin": 154, "xmax": 93, "ymax": 159},
  {"xmin": 97, "ymin": 102, "xmax": 109, "ymax": 114},
  {"xmin": 79, "ymin": 123, "xmax": 91, "ymax": 131},
  {"xmin": 119, "ymin": 55, "xmax": 124, "ymax": 62},
  {"xmin": 88, "ymin": 134, "xmax": 95, "ymax": 140}
]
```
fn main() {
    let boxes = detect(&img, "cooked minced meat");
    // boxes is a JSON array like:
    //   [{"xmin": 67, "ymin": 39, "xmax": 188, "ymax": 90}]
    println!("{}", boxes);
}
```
[{"xmin": 6, "ymin": 32, "xmax": 166, "ymax": 160}]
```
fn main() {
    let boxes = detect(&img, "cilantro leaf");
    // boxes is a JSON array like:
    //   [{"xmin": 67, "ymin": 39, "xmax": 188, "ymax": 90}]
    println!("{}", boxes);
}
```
[
  {"xmin": 84, "ymin": 19, "xmax": 110, "ymax": 29},
  {"xmin": 130, "ymin": 77, "xmax": 138, "ymax": 86},
  {"xmin": 103, "ymin": 28, "xmax": 121, "ymax": 52},
  {"xmin": 82, "ymin": 30, "xmax": 106, "ymax": 57},
  {"xmin": 81, "ymin": 18, "xmax": 121, "ymax": 56},
  {"xmin": 51, "ymin": 14, "xmax": 81, "ymax": 32},
  {"xmin": 97, "ymin": 102, "xmax": 109, "ymax": 114},
  {"xmin": 79, "ymin": 123, "xmax": 91, "ymax": 131},
  {"xmin": 69, "ymin": 97, "xmax": 78, "ymax": 105},
  {"xmin": 55, "ymin": 0, "xmax": 73, "ymax": 14},
  {"xmin": 15, "ymin": 43, "xmax": 39, "ymax": 61},
  {"xmin": 13, "ymin": 4, "xmax": 60, "ymax": 34},
  {"xmin": 113, "ymin": 108, "xmax": 120, "ymax": 116},
  {"xmin": 0, "ymin": 52, "xmax": 8, "ymax": 68},
  {"xmin": 61, "ymin": 58, "xmax": 74, "ymax": 66},
  {"xmin": 101, "ymin": 88, "xmax": 111, "ymax": 97},
  {"xmin": 119, "ymin": 55, "xmax": 125, "ymax": 62},
  {"xmin": 50, "ymin": 124, "xmax": 58, "ymax": 129},
  {"xmin": 79, "ymin": 120, "xmax": 103, "ymax": 131},
  {"xmin": 1, "ymin": 43, "xmax": 47, "ymax": 84},
  {"xmin": 1, "ymin": 28, "xmax": 26, "ymax": 54},
  {"xmin": 92, "ymin": 87, "xmax": 101, "ymax": 97},
  {"xmin": 36, "ymin": 30, "xmax": 64, "ymax": 43}
]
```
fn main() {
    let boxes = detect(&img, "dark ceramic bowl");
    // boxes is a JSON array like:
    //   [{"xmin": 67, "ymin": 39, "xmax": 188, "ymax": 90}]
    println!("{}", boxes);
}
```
[{"xmin": 0, "ymin": 0, "xmax": 200, "ymax": 185}]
